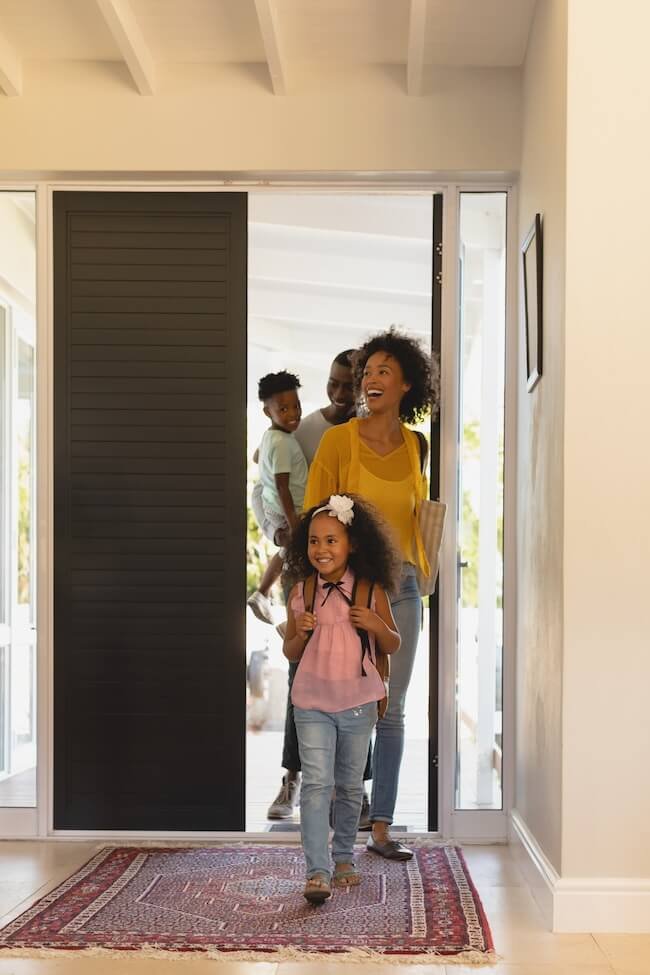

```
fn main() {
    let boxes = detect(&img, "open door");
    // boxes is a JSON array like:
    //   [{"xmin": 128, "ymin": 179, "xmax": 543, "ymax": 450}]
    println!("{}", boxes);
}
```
[{"xmin": 53, "ymin": 192, "xmax": 247, "ymax": 830}]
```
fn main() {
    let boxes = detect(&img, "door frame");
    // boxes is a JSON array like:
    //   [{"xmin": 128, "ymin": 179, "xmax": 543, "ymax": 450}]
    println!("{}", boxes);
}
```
[{"xmin": 0, "ymin": 175, "xmax": 517, "ymax": 841}]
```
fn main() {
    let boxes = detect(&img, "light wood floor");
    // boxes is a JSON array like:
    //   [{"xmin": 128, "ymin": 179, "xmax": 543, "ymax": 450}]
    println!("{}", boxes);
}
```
[{"xmin": 0, "ymin": 841, "xmax": 647, "ymax": 973}]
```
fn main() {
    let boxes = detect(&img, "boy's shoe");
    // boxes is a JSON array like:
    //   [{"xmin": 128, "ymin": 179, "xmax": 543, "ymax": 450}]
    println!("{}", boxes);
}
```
[
  {"xmin": 267, "ymin": 773, "xmax": 300, "ymax": 819},
  {"xmin": 247, "ymin": 590, "xmax": 274, "ymax": 625},
  {"xmin": 358, "ymin": 791, "xmax": 372, "ymax": 830}
]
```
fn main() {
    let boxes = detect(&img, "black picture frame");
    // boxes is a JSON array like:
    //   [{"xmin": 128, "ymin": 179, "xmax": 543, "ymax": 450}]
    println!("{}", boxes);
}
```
[{"xmin": 522, "ymin": 213, "xmax": 543, "ymax": 392}]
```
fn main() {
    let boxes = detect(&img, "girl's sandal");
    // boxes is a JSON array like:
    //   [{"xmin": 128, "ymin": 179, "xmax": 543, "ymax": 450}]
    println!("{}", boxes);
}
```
[
  {"xmin": 303, "ymin": 872, "xmax": 332, "ymax": 904},
  {"xmin": 333, "ymin": 862, "xmax": 361, "ymax": 888}
]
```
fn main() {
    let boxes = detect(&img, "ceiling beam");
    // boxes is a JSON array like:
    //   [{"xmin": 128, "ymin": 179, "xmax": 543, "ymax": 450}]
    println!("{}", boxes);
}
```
[
  {"xmin": 407, "ymin": 0, "xmax": 427, "ymax": 96},
  {"xmin": 96, "ymin": 0, "xmax": 156, "ymax": 95},
  {"xmin": 253, "ymin": 0, "xmax": 287, "ymax": 96},
  {"xmin": 0, "ymin": 28, "xmax": 22, "ymax": 96}
]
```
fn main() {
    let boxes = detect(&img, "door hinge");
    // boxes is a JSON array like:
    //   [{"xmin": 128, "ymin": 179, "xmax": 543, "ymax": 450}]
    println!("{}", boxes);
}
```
[
  {"xmin": 436, "ymin": 242, "xmax": 443, "ymax": 256},
  {"xmin": 432, "ymin": 754, "xmax": 439, "ymax": 768},
  {"xmin": 435, "ymin": 270, "xmax": 442, "ymax": 286}
]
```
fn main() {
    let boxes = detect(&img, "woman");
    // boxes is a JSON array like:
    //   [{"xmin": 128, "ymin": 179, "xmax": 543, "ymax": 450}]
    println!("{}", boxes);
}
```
[{"xmin": 304, "ymin": 327, "xmax": 439, "ymax": 860}]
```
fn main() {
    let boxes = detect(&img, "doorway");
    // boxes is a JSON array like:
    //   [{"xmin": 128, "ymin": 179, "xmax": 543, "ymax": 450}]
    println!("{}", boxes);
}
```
[
  {"xmin": 7, "ymin": 179, "xmax": 513, "ymax": 838},
  {"xmin": 244, "ymin": 192, "xmax": 441, "ymax": 832}
]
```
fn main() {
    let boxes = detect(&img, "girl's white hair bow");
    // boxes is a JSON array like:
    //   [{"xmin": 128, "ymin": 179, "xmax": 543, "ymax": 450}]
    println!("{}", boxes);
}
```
[{"xmin": 311, "ymin": 494, "xmax": 354, "ymax": 526}]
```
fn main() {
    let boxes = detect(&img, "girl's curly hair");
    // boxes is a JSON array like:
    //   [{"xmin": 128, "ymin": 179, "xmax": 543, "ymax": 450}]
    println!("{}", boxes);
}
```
[
  {"xmin": 283, "ymin": 494, "xmax": 402, "ymax": 595},
  {"xmin": 353, "ymin": 326, "xmax": 440, "ymax": 424}
]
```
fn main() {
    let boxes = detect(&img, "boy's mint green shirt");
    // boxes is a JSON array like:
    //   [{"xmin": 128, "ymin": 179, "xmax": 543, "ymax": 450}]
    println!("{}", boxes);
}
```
[{"xmin": 259, "ymin": 428, "xmax": 308, "ymax": 516}]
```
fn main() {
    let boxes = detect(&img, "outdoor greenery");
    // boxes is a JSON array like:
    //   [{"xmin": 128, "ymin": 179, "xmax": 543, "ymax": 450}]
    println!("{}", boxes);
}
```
[
  {"xmin": 461, "ymin": 421, "xmax": 480, "ymax": 609},
  {"xmin": 460, "ymin": 420, "xmax": 504, "ymax": 610},
  {"xmin": 17, "ymin": 452, "xmax": 30, "ymax": 605},
  {"xmin": 246, "ymin": 503, "xmax": 275, "ymax": 598}
]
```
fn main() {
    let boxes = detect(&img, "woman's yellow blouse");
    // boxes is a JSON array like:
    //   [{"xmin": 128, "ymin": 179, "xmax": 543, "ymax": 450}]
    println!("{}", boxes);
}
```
[{"xmin": 304, "ymin": 418, "xmax": 429, "ymax": 572}]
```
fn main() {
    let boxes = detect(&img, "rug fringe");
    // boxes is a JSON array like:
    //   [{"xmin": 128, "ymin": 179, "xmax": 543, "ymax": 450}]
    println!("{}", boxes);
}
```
[{"xmin": 0, "ymin": 945, "xmax": 500, "ymax": 965}]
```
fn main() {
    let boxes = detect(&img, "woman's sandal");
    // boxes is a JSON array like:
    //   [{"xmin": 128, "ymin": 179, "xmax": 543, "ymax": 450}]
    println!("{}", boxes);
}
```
[
  {"xmin": 303, "ymin": 872, "xmax": 332, "ymax": 904},
  {"xmin": 333, "ymin": 862, "xmax": 361, "ymax": 888}
]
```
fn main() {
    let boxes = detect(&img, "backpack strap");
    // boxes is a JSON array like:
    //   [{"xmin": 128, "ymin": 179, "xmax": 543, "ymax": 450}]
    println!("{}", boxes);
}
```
[
  {"xmin": 303, "ymin": 573, "xmax": 317, "ymax": 615},
  {"xmin": 352, "ymin": 577, "xmax": 375, "ymax": 678},
  {"xmin": 354, "ymin": 579, "xmax": 390, "ymax": 720},
  {"xmin": 300, "ymin": 573, "xmax": 318, "ymax": 647}
]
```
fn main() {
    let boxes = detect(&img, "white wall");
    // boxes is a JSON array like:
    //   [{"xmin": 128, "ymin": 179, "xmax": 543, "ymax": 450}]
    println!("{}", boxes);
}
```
[
  {"xmin": 0, "ymin": 62, "xmax": 521, "ymax": 173},
  {"xmin": 516, "ymin": 0, "xmax": 567, "ymax": 874},
  {"xmin": 562, "ymin": 0, "xmax": 650, "ymax": 880}
]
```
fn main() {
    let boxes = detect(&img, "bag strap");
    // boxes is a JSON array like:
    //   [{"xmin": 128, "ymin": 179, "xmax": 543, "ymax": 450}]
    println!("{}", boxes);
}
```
[
  {"xmin": 352, "ymin": 577, "xmax": 375, "ymax": 612},
  {"xmin": 300, "ymin": 574, "xmax": 318, "ymax": 649},
  {"xmin": 408, "ymin": 430, "xmax": 432, "ymax": 578},
  {"xmin": 415, "ymin": 430, "xmax": 428, "ymax": 474},
  {"xmin": 303, "ymin": 573, "xmax": 317, "ymax": 615},
  {"xmin": 352, "ymin": 578, "xmax": 374, "ymax": 677}
]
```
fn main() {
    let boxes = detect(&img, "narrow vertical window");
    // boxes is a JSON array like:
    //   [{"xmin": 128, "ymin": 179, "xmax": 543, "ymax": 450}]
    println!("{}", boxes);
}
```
[
  {"xmin": 0, "ymin": 191, "xmax": 37, "ymax": 809},
  {"xmin": 456, "ymin": 193, "xmax": 506, "ymax": 810}
]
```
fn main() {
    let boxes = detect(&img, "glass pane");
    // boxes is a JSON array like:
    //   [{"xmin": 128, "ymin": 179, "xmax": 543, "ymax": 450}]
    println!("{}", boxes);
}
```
[
  {"xmin": 0, "ymin": 306, "xmax": 6, "ymax": 627},
  {"xmin": 456, "ymin": 192, "xmax": 506, "ymax": 810},
  {"xmin": 0, "ymin": 191, "xmax": 37, "ymax": 808},
  {"xmin": 0, "ymin": 308, "xmax": 6, "ymax": 779}
]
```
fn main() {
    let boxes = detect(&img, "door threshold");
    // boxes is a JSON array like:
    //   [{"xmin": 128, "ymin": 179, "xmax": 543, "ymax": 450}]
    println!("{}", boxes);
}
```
[{"xmin": 45, "ymin": 830, "xmax": 444, "ymax": 843}]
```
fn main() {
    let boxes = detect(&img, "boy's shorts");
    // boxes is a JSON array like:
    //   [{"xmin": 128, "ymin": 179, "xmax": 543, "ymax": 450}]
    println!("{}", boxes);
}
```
[{"xmin": 251, "ymin": 481, "xmax": 290, "ymax": 548}]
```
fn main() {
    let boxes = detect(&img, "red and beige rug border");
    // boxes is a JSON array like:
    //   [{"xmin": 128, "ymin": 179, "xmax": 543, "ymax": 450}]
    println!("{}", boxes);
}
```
[{"xmin": 0, "ymin": 842, "xmax": 498, "ymax": 966}]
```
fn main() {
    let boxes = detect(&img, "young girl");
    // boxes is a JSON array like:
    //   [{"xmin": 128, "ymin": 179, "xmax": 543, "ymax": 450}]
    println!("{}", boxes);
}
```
[{"xmin": 282, "ymin": 494, "xmax": 401, "ymax": 904}]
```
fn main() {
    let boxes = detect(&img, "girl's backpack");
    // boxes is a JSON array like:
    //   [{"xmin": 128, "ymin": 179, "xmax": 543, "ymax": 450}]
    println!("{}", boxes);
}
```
[{"xmin": 302, "ymin": 573, "xmax": 389, "ymax": 719}]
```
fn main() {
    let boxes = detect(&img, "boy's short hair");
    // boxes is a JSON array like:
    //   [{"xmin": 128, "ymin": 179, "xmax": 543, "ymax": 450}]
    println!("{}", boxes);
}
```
[{"xmin": 258, "ymin": 370, "xmax": 301, "ymax": 402}]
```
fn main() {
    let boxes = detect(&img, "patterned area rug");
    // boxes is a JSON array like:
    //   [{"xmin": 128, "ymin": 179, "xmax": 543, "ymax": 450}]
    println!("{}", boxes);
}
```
[{"xmin": 0, "ymin": 844, "xmax": 495, "ymax": 963}]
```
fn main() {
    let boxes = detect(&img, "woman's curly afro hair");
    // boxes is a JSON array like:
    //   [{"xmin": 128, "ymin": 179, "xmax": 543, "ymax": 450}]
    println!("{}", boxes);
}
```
[
  {"xmin": 353, "ymin": 326, "xmax": 440, "ymax": 424},
  {"xmin": 282, "ymin": 494, "xmax": 402, "ymax": 596}
]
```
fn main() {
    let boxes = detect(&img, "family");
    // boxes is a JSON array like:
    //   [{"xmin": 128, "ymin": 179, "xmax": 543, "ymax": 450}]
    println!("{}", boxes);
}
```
[{"xmin": 247, "ymin": 327, "xmax": 439, "ymax": 904}]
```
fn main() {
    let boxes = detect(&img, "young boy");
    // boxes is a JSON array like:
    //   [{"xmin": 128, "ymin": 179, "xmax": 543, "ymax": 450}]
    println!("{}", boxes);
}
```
[
  {"xmin": 248, "ymin": 354, "xmax": 355, "ymax": 624},
  {"xmin": 247, "ymin": 371, "xmax": 308, "ymax": 623}
]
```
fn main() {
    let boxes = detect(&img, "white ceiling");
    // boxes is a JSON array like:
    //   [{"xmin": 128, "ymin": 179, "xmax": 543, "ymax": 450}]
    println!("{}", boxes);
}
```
[{"xmin": 0, "ymin": 0, "xmax": 536, "ymax": 96}]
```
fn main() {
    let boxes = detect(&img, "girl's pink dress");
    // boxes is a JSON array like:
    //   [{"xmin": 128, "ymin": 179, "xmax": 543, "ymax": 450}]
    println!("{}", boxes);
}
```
[{"xmin": 290, "ymin": 568, "xmax": 385, "ymax": 713}]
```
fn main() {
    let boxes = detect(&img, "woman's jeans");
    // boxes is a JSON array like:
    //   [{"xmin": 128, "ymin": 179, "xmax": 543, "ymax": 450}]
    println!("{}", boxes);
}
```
[
  {"xmin": 370, "ymin": 563, "xmax": 421, "ymax": 825},
  {"xmin": 294, "ymin": 703, "xmax": 376, "ymax": 879}
]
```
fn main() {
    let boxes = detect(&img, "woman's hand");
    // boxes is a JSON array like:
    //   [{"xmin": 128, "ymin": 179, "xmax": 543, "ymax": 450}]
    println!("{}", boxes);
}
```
[{"xmin": 295, "ymin": 611, "xmax": 317, "ymax": 640}]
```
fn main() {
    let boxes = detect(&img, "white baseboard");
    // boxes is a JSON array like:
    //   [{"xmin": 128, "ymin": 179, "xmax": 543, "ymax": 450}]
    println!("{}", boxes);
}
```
[{"xmin": 510, "ymin": 810, "xmax": 650, "ymax": 933}]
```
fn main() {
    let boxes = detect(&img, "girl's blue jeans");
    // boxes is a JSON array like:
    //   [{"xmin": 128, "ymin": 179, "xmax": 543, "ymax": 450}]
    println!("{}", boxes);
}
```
[
  {"xmin": 370, "ymin": 563, "xmax": 422, "ymax": 825},
  {"xmin": 294, "ymin": 703, "xmax": 376, "ymax": 879}
]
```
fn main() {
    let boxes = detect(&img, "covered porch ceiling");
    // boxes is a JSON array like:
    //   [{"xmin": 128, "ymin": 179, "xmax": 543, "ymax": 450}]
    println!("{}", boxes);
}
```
[{"xmin": 0, "ymin": 0, "xmax": 536, "ymax": 97}]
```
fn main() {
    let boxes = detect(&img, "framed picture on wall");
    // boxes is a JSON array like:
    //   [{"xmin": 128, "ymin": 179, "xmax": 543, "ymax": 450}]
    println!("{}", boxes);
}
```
[{"xmin": 522, "ymin": 213, "xmax": 543, "ymax": 392}]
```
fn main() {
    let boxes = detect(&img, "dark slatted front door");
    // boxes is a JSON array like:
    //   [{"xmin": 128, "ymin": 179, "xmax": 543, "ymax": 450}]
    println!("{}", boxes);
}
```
[{"xmin": 53, "ymin": 192, "xmax": 246, "ymax": 830}]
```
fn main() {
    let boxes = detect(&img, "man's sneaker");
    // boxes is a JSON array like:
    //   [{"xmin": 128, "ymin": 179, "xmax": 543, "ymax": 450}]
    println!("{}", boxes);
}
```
[
  {"xmin": 267, "ymin": 774, "xmax": 300, "ymax": 819},
  {"xmin": 358, "ymin": 791, "xmax": 372, "ymax": 830},
  {"xmin": 329, "ymin": 789, "xmax": 372, "ymax": 830},
  {"xmin": 247, "ymin": 590, "xmax": 274, "ymax": 625}
]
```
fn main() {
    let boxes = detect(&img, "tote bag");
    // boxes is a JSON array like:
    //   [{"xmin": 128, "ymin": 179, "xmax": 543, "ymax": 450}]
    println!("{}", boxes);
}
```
[{"xmin": 414, "ymin": 432, "xmax": 447, "ymax": 596}]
